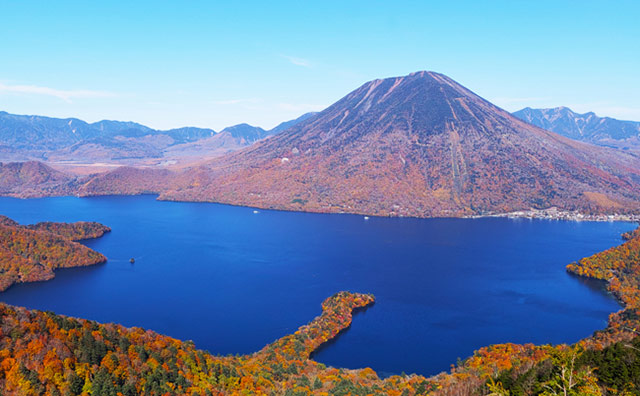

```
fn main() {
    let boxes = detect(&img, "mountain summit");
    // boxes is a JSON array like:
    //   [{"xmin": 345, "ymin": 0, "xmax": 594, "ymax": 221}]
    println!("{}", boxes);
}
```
[{"xmin": 163, "ymin": 71, "xmax": 640, "ymax": 216}]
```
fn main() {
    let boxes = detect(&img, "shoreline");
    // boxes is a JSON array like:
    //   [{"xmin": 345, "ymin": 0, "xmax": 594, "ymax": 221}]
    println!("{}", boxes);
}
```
[
  {"xmin": 4, "ymin": 191, "xmax": 639, "ymax": 223},
  {"xmin": 1, "ymin": 202, "xmax": 639, "ymax": 394},
  {"xmin": 465, "ymin": 207, "xmax": 640, "ymax": 223}
]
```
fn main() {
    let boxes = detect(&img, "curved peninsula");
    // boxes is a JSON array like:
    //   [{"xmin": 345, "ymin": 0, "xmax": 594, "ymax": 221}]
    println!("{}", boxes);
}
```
[{"xmin": 0, "ymin": 291, "xmax": 437, "ymax": 395}]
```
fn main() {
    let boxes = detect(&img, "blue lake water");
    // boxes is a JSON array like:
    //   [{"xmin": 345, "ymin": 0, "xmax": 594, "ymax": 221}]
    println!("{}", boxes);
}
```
[{"xmin": 0, "ymin": 195, "xmax": 633, "ymax": 376}]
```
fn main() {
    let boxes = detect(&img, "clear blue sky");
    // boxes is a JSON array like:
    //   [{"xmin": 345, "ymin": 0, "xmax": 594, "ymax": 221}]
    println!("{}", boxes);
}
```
[{"xmin": 1, "ymin": 1, "xmax": 638, "ymax": 130}]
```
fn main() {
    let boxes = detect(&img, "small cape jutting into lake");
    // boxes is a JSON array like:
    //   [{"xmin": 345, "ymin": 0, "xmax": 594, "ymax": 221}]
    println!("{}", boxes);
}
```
[{"xmin": 0, "ymin": 215, "xmax": 109, "ymax": 291}]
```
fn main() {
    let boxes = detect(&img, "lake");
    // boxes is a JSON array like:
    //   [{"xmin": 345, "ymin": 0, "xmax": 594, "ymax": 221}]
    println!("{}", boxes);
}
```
[{"xmin": 0, "ymin": 195, "xmax": 633, "ymax": 376}]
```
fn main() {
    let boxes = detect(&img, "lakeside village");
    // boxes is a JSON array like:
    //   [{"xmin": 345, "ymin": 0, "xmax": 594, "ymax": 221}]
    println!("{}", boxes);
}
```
[{"xmin": 477, "ymin": 207, "xmax": 640, "ymax": 222}]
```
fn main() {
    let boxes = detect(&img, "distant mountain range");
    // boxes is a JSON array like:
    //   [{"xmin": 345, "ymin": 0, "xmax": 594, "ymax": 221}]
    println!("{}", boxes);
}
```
[
  {"xmin": 219, "ymin": 112, "xmax": 315, "ymax": 142},
  {"xmin": 512, "ymin": 107, "xmax": 640, "ymax": 152},
  {"xmin": 0, "ymin": 111, "xmax": 315, "ymax": 165},
  {"xmin": 1, "ymin": 72, "xmax": 639, "ymax": 217}
]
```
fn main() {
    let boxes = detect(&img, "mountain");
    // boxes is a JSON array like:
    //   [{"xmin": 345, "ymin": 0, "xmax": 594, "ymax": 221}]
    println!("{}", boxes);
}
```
[
  {"xmin": 160, "ymin": 71, "xmax": 640, "ymax": 216},
  {"xmin": 2, "ymin": 72, "xmax": 640, "ymax": 216},
  {"xmin": 163, "ymin": 130, "xmax": 260, "ymax": 162},
  {"xmin": 91, "ymin": 119, "xmax": 154, "ymax": 135},
  {"xmin": 0, "ymin": 161, "xmax": 76, "ymax": 197},
  {"xmin": 76, "ymin": 166, "xmax": 176, "ymax": 196},
  {"xmin": 0, "ymin": 112, "xmax": 215, "ymax": 148},
  {"xmin": 220, "ymin": 123, "xmax": 268, "ymax": 143},
  {"xmin": 218, "ymin": 113, "xmax": 318, "ymax": 142},
  {"xmin": 162, "ymin": 126, "xmax": 216, "ymax": 143},
  {"xmin": 269, "ymin": 112, "xmax": 317, "ymax": 135},
  {"xmin": 513, "ymin": 107, "xmax": 640, "ymax": 151},
  {"xmin": 161, "ymin": 118, "xmax": 317, "ymax": 164},
  {"xmin": 0, "ymin": 111, "xmax": 310, "ymax": 165},
  {"xmin": 0, "ymin": 111, "xmax": 215, "ymax": 162}
]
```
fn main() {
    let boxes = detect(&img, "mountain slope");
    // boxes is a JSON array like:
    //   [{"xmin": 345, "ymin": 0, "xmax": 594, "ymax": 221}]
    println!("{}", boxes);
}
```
[
  {"xmin": 0, "ymin": 161, "xmax": 76, "ymax": 197},
  {"xmin": 161, "ymin": 118, "xmax": 317, "ymax": 165},
  {"xmin": 162, "ymin": 71, "xmax": 640, "ymax": 216},
  {"xmin": 0, "ymin": 111, "xmax": 311, "ymax": 164},
  {"xmin": 0, "ymin": 112, "xmax": 215, "ymax": 145},
  {"xmin": 269, "ymin": 111, "xmax": 317, "ymax": 135},
  {"xmin": 513, "ymin": 107, "xmax": 640, "ymax": 151},
  {"xmin": 220, "ymin": 123, "xmax": 268, "ymax": 143},
  {"xmin": 0, "ymin": 111, "xmax": 216, "ymax": 162},
  {"xmin": 0, "ymin": 112, "xmax": 318, "ymax": 198}
]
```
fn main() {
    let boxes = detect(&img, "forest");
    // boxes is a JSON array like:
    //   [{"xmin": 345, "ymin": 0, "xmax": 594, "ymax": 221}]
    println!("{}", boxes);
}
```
[
  {"xmin": 0, "ymin": 222, "xmax": 639, "ymax": 395},
  {"xmin": 0, "ymin": 215, "xmax": 109, "ymax": 291},
  {"xmin": 0, "ymin": 292, "xmax": 439, "ymax": 395}
]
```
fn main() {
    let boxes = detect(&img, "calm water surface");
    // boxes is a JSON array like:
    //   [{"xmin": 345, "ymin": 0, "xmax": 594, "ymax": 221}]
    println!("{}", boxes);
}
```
[{"xmin": 0, "ymin": 195, "xmax": 633, "ymax": 376}]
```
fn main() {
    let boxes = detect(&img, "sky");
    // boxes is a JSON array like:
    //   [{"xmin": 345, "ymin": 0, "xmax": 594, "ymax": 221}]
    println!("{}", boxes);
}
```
[{"xmin": 1, "ymin": 1, "xmax": 639, "ymax": 130}]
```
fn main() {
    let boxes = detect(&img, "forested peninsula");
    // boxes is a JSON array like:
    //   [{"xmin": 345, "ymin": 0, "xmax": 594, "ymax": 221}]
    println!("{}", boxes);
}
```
[{"xmin": 0, "ymin": 216, "xmax": 109, "ymax": 291}]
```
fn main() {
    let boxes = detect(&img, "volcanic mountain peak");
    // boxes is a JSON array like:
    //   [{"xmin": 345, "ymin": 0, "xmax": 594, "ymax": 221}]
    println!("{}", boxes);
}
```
[
  {"xmin": 223, "ymin": 72, "xmax": 573, "ymax": 160},
  {"xmin": 2, "ymin": 71, "xmax": 639, "ymax": 217},
  {"xmin": 167, "ymin": 70, "xmax": 640, "ymax": 217},
  {"xmin": 270, "ymin": 70, "xmax": 525, "ymax": 149}
]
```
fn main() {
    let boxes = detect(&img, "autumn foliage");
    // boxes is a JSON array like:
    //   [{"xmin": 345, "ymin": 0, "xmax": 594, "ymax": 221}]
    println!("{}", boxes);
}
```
[
  {"xmin": 24, "ymin": 221, "xmax": 110, "ymax": 241},
  {"xmin": 566, "ymin": 226, "xmax": 640, "ymax": 341},
  {"xmin": 0, "ymin": 216, "xmax": 109, "ymax": 291},
  {"xmin": 1, "ymin": 222, "xmax": 640, "ymax": 395},
  {"xmin": 0, "ymin": 292, "xmax": 439, "ymax": 396}
]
